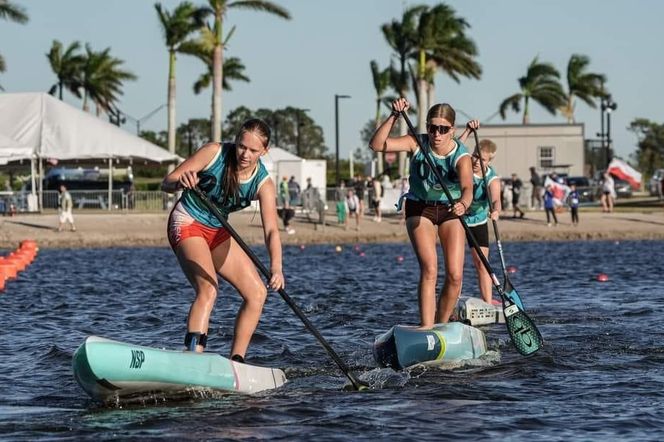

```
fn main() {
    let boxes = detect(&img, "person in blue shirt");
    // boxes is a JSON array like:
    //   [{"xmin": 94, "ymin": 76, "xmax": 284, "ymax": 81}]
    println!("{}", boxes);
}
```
[
  {"xmin": 567, "ymin": 183, "xmax": 580, "ymax": 225},
  {"xmin": 543, "ymin": 184, "xmax": 558, "ymax": 226},
  {"xmin": 162, "ymin": 118, "xmax": 284, "ymax": 362},
  {"xmin": 369, "ymin": 98, "xmax": 474, "ymax": 328},
  {"xmin": 463, "ymin": 136, "xmax": 502, "ymax": 303}
]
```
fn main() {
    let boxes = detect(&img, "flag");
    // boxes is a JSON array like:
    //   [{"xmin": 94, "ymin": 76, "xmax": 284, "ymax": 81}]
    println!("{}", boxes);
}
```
[
  {"xmin": 607, "ymin": 158, "xmax": 641, "ymax": 189},
  {"xmin": 543, "ymin": 176, "xmax": 570, "ymax": 206}
]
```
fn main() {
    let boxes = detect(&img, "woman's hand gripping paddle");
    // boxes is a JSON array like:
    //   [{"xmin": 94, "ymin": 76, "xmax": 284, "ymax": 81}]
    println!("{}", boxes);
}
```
[
  {"xmin": 191, "ymin": 187, "xmax": 369, "ymax": 390},
  {"xmin": 401, "ymin": 112, "xmax": 543, "ymax": 356},
  {"xmin": 472, "ymin": 129, "xmax": 525, "ymax": 311}
]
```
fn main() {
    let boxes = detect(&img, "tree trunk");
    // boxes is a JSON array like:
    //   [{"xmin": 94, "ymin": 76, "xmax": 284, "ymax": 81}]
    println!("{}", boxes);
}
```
[
  {"xmin": 417, "ymin": 49, "xmax": 427, "ymax": 133},
  {"xmin": 374, "ymin": 98, "xmax": 384, "ymax": 175},
  {"xmin": 522, "ymin": 96, "xmax": 530, "ymax": 125},
  {"xmin": 398, "ymin": 87, "xmax": 408, "ymax": 178},
  {"xmin": 212, "ymin": 14, "xmax": 223, "ymax": 142},
  {"xmin": 82, "ymin": 92, "xmax": 89, "ymax": 112},
  {"xmin": 167, "ymin": 50, "xmax": 177, "ymax": 160}
]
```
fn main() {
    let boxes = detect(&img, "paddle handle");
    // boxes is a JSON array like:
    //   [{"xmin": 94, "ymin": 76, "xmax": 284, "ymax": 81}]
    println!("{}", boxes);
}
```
[{"xmin": 190, "ymin": 187, "xmax": 366, "ymax": 391}]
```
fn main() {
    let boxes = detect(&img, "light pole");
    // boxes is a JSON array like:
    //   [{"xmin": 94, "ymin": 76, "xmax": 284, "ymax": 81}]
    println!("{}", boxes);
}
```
[
  {"xmin": 294, "ymin": 108, "xmax": 310, "ymax": 157},
  {"xmin": 335, "ymin": 94, "xmax": 351, "ymax": 185},
  {"xmin": 121, "ymin": 104, "xmax": 167, "ymax": 135},
  {"xmin": 598, "ymin": 94, "xmax": 617, "ymax": 169}
]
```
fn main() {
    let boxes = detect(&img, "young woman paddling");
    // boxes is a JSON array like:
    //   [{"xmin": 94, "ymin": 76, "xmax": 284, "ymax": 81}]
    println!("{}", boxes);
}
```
[
  {"xmin": 162, "ymin": 118, "xmax": 284, "ymax": 361},
  {"xmin": 369, "ymin": 98, "xmax": 473, "ymax": 328},
  {"xmin": 464, "ymin": 131, "xmax": 502, "ymax": 304}
]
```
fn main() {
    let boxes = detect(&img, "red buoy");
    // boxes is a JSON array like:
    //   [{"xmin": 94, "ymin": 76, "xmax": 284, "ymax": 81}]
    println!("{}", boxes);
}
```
[
  {"xmin": 596, "ymin": 273, "xmax": 609, "ymax": 282},
  {"xmin": 396, "ymin": 255, "xmax": 404, "ymax": 263},
  {"xmin": 359, "ymin": 252, "xmax": 366, "ymax": 257},
  {"xmin": 299, "ymin": 244, "xmax": 305, "ymax": 251},
  {"xmin": 506, "ymin": 265, "xmax": 517, "ymax": 274}
]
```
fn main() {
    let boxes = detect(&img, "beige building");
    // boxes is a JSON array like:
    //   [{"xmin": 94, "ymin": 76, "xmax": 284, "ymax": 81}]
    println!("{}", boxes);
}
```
[{"xmin": 472, "ymin": 123, "xmax": 585, "ymax": 180}]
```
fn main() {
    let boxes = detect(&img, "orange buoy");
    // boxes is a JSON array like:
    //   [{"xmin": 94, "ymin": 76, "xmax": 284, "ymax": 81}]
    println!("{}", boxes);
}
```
[
  {"xmin": 0, "ymin": 275, "xmax": 5, "ymax": 291},
  {"xmin": 596, "ymin": 273, "xmax": 609, "ymax": 282},
  {"xmin": 0, "ymin": 262, "xmax": 17, "ymax": 280},
  {"xmin": 5, "ymin": 255, "xmax": 26, "ymax": 272},
  {"xmin": 506, "ymin": 265, "xmax": 518, "ymax": 274}
]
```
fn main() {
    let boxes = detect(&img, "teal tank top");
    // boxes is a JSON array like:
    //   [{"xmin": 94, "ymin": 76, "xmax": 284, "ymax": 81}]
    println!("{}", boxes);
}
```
[
  {"xmin": 180, "ymin": 143, "xmax": 270, "ymax": 228},
  {"xmin": 464, "ymin": 166, "xmax": 499, "ymax": 226},
  {"xmin": 405, "ymin": 135, "xmax": 470, "ymax": 204}
]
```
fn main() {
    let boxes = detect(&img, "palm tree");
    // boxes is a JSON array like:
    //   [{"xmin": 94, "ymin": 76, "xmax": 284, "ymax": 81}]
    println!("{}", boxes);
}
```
[
  {"xmin": 370, "ymin": 60, "xmax": 391, "ymax": 174},
  {"xmin": 46, "ymin": 40, "xmax": 84, "ymax": 100},
  {"xmin": 411, "ymin": 4, "xmax": 481, "ymax": 131},
  {"xmin": 382, "ymin": 5, "xmax": 421, "ymax": 177},
  {"xmin": 201, "ymin": 0, "xmax": 291, "ymax": 142},
  {"xmin": 80, "ymin": 44, "xmax": 137, "ymax": 116},
  {"xmin": 180, "ymin": 23, "xmax": 250, "ymax": 136},
  {"xmin": 155, "ymin": 1, "xmax": 208, "ymax": 159},
  {"xmin": 0, "ymin": 0, "xmax": 28, "ymax": 89},
  {"xmin": 499, "ymin": 56, "xmax": 566, "ymax": 124},
  {"xmin": 560, "ymin": 54, "xmax": 606, "ymax": 123}
]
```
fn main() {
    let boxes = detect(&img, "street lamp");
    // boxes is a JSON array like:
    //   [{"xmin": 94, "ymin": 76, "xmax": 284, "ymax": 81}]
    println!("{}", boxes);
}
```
[
  {"xmin": 598, "ymin": 94, "xmax": 617, "ymax": 169},
  {"xmin": 121, "ymin": 104, "xmax": 167, "ymax": 135},
  {"xmin": 334, "ymin": 94, "xmax": 351, "ymax": 185},
  {"xmin": 295, "ymin": 108, "xmax": 310, "ymax": 157}
]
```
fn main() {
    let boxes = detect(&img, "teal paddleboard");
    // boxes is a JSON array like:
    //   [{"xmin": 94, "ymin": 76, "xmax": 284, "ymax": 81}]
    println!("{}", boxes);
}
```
[
  {"xmin": 73, "ymin": 336, "xmax": 287, "ymax": 402},
  {"xmin": 373, "ymin": 322, "xmax": 487, "ymax": 370}
]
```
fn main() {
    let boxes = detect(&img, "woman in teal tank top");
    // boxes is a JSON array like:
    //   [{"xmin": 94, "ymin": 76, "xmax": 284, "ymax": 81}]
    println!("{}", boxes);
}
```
[
  {"xmin": 369, "ymin": 98, "xmax": 474, "ymax": 328},
  {"xmin": 162, "ymin": 119, "xmax": 283, "ymax": 362},
  {"xmin": 463, "ymin": 133, "xmax": 502, "ymax": 304}
]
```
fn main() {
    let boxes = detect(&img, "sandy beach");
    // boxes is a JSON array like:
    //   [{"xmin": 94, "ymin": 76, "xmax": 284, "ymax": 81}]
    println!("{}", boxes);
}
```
[{"xmin": 2, "ymin": 204, "xmax": 664, "ymax": 249}]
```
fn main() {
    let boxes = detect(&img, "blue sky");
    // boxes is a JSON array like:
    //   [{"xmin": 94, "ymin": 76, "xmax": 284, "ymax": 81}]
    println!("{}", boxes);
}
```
[{"xmin": 0, "ymin": 0, "xmax": 661, "ymax": 162}]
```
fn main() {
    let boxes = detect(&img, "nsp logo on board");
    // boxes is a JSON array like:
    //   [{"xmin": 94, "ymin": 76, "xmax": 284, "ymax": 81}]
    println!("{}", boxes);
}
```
[{"xmin": 129, "ymin": 349, "xmax": 145, "ymax": 369}]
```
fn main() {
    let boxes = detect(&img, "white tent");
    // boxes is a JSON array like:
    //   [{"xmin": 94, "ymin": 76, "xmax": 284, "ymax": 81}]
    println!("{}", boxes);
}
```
[
  {"xmin": 0, "ymin": 92, "xmax": 181, "ymax": 211},
  {"xmin": 261, "ymin": 147, "xmax": 327, "ymax": 198},
  {"xmin": 0, "ymin": 92, "xmax": 180, "ymax": 163}
]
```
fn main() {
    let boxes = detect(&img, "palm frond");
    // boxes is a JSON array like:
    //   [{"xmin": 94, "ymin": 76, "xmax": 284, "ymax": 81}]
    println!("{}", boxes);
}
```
[
  {"xmin": 228, "ymin": 0, "xmax": 291, "ymax": 19},
  {"xmin": 499, "ymin": 93, "xmax": 522, "ymax": 119}
]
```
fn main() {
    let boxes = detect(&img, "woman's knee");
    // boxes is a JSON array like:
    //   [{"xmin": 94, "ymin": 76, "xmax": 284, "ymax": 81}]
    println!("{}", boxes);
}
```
[
  {"xmin": 195, "ymin": 285, "xmax": 218, "ymax": 305},
  {"xmin": 445, "ymin": 270, "xmax": 464, "ymax": 286},
  {"xmin": 243, "ymin": 283, "xmax": 268, "ymax": 307},
  {"xmin": 419, "ymin": 262, "xmax": 438, "ymax": 281}
]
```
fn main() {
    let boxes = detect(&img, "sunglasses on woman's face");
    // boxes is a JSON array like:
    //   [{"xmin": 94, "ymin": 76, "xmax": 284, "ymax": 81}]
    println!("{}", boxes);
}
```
[{"xmin": 427, "ymin": 123, "xmax": 452, "ymax": 135}]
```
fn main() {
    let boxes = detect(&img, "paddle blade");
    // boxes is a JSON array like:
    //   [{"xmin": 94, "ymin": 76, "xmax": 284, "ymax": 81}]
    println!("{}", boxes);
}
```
[
  {"xmin": 503, "ymin": 302, "xmax": 544, "ymax": 356},
  {"xmin": 503, "ymin": 277, "xmax": 525, "ymax": 310}
]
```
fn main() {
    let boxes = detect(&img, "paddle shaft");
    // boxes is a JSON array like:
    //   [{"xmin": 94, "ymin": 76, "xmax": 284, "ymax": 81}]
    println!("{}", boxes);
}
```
[
  {"xmin": 400, "ymin": 112, "xmax": 505, "ymax": 292},
  {"xmin": 190, "ymin": 187, "xmax": 366, "ymax": 390}
]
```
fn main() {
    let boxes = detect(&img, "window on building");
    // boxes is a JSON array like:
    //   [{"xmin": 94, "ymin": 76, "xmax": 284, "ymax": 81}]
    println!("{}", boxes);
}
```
[{"xmin": 538, "ymin": 146, "xmax": 555, "ymax": 169}]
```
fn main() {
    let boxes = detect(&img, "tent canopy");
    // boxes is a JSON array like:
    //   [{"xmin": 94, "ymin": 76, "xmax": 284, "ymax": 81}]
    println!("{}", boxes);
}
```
[
  {"xmin": 0, "ymin": 92, "xmax": 180, "ymax": 164},
  {"xmin": 0, "ymin": 132, "xmax": 32, "ymax": 165}
]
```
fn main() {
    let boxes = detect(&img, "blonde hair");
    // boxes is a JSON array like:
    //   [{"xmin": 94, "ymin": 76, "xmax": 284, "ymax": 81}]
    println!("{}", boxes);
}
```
[
  {"xmin": 479, "ymin": 139, "xmax": 497, "ymax": 156},
  {"xmin": 426, "ymin": 103, "xmax": 456, "ymax": 125}
]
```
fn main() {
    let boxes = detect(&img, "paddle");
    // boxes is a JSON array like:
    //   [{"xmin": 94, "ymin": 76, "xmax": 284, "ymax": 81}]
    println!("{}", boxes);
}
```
[
  {"xmin": 190, "ymin": 187, "xmax": 368, "ymax": 391},
  {"xmin": 472, "ymin": 129, "xmax": 525, "ymax": 311},
  {"xmin": 401, "ymin": 111, "xmax": 543, "ymax": 356}
]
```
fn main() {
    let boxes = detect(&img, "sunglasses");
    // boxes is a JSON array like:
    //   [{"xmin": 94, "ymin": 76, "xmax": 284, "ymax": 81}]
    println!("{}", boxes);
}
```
[{"xmin": 427, "ymin": 123, "xmax": 452, "ymax": 135}]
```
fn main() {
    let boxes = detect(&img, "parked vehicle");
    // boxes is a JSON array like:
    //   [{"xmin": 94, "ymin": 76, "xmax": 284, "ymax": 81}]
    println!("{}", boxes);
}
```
[
  {"xmin": 648, "ymin": 169, "xmax": 664, "ymax": 197},
  {"xmin": 613, "ymin": 179, "xmax": 633, "ymax": 198},
  {"xmin": 23, "ymin": 167, "xmax": 134, "ymax": 192}
]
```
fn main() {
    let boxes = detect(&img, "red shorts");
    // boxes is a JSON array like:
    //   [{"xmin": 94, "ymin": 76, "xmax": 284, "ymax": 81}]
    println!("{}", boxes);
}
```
[{"xmin": 167, "ymin": 202, "xmax": 231, "ymax": 250}]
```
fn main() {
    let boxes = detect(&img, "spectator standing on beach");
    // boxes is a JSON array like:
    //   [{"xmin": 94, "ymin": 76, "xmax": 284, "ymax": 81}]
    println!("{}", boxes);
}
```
[
  {"xmin": 161, "ymin": 118, "xmax": 284, "ymax": 362},
  {"xmin": 57, "ymin": 184, "xmax": 76, "ymax": 232},
  {"xmin": 278, "ymin": 205, "xmax": 296, "ymax": 234},
  {"xmin": 567, "ymin": 183, "xmax": 580, "ymax": 226},
  {"xmin": 529, "ymin": 167, "xmax": 542, "ymax": 209},
  {"xmin": 600, "ymin": 172, "xmax": 615, "ymax": 213},
  {"xmin": 335, "ymin": 180, "xmax": 347, "ymax": 225},
  {"xmin": 352, "ymin": 173, "xmax": 366, "ymax": 217},
  {"xmin": 398, "ymin": 176, "xmax": 410, "ymax": 225},
  {"xmin": 464, "ymin": 135, "xmax": 501, "ymax": 304},
  {"xmin": 543, "ymin": 185, "xmax": 558, "ymax": 226},
  {"xmin": 369, "ymin": 97, "xmax": 474, "ymax": 327},
  {"xmin": 287, "ymin": 176, "xmax": 300, "ymax": 207},
  {"xmin": 371, "ymin": 177, "xmax": 383, "ymax": 222},
  {"xmin": 279, "ymin": 176, "xmax": 289, "ymax": 209},
  {"xmin": 344, "ymin": 188, "xmax": 360, "ymax": 231},
  {"xmin": 511, "ymin": 173, "xmax": 525, "ymax": 218}
]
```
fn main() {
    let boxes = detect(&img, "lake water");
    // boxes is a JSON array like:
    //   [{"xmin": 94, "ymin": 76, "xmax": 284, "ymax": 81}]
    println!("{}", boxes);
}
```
[{"xmin": 1, "ymin": 240, "xmax": 664, "ymax": 441}]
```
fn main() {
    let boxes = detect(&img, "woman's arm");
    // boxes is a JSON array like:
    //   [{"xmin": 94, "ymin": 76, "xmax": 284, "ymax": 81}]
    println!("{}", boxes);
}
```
[
  {"xmin": 368, "ymin": 98, "xmax": 417, "ymax": 154},
  {"xmin": 452, "ymin": 155, "xmax": 474, "ymax": 217},
  {"xmin": 458, "ymin": 119, "xmax": 480, "ymax": 144},
  {"xmin": 257, "ymin": 178, "xmax": 284, "ymax": 290},
  {"xmin": 161, "ymin": 143, "xmax": 220, "ymax": 193},
  {"xmin": 489, "ymin": 177, "xmax": 502, "ymax": 220}
]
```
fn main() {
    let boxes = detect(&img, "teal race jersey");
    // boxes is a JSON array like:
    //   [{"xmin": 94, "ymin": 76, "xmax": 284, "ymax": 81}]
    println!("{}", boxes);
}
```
[
  {"xmin": 464, "ymin": 166, "xmax": 499, "ymax": 226},
  {"xmin": 405, "ymin": 135, "xmax": 470, "ymax": 204},
  {"xmin": 180, "ymin": 143, "xmax": 270, "ymax": 228}
]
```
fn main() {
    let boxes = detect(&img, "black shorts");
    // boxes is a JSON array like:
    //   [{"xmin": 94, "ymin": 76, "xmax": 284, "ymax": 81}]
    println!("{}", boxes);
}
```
[
  {"xmin": 466, "ymin": 222, "xmax": 490, "ymax": 248},
  {"xmin": 405, "ymin": 199, "xmax": 457, "ymax": 226}
]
